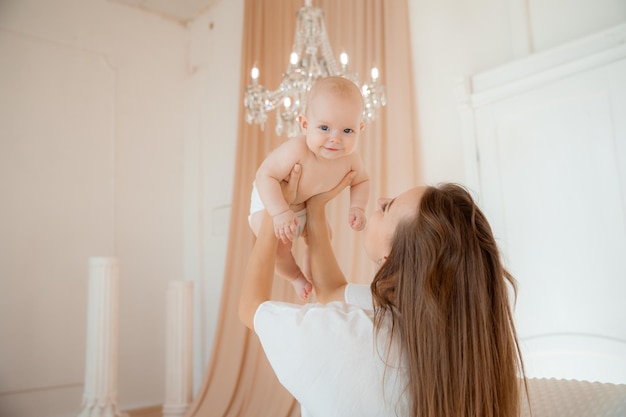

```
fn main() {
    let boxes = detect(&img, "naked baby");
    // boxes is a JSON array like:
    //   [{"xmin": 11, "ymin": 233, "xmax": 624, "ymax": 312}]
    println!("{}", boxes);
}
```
[{"xmin": 248, "ymin": 76, "xmax": 369, "ymax": 300}]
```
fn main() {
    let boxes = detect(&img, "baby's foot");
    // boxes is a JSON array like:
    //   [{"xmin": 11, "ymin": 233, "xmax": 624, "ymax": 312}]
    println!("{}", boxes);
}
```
[{"xmin": 291, "ymin": 273, "xmax": 313, "ymax": 301}]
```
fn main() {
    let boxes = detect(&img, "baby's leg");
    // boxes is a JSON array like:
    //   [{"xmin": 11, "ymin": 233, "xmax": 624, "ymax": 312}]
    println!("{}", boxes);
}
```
[
  {"xmin": 250, "ymin": 210, "xmax": 311, "ymax": 300},
  {"xmin": 276, "ymin": 241, "xmax": 312, "ymax": 301},
  {"xmin": 301, "ymin": 221, "xmax": 331, "ymax": 294}
]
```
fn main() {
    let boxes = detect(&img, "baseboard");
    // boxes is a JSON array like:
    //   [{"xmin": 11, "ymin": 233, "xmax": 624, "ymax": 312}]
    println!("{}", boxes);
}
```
[{"xmin": 125, "ymin": 405, "xmax": 162, "ymax": 417}]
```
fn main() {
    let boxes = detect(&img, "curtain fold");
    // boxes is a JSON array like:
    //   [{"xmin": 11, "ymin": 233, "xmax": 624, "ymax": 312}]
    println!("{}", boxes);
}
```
[{"xmin": 185, "ymin": 1, "xmax": 421, "ymax": 416}]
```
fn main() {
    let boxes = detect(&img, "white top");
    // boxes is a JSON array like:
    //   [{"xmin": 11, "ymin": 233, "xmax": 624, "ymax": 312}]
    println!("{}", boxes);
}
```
[
  {"xmin": 344, "ymin": 282, "xmax": 375, "ymax": 310},
  {"xmin": 254, "ymin": 284, "xmax": 409, "ymax": 417}
]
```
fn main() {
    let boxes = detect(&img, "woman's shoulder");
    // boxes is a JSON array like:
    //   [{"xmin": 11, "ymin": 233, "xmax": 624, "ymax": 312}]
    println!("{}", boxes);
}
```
[
  {"xmin": 255, "ymin": 300, "xmax": 374, "ymax": 330},
  {"xmin": 253, "ymin": 286, "xmax": 374, "ymax": 337},
  {"xmin": 254, "ymin": 300, "xmax": 376, "ymax": 359}
]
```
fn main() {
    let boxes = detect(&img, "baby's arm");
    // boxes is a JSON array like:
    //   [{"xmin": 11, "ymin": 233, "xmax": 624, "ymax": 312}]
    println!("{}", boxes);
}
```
[
  {"xmin": 348, "ymin": 155, "xmax": 370, "ymax": 231},
  {"xmin": 255, "ymin": 138, "xmax": 308, "ymax": 241}
]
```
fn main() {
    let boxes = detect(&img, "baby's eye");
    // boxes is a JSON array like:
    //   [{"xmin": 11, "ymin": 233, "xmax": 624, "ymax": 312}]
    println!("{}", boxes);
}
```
[
  {"xmin": 319, "ymin": 125, "xmax": 329, "ymax": 131},
  {"xmin": 343, "ymin": 128, "xmax": 354, "ymax": 134}
]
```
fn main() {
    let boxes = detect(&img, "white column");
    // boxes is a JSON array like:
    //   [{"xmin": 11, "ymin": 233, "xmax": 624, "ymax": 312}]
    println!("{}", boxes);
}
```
[
  {"xmin": 163, "ymin": 281, "xmax": 194, "ymax": 417},
  {"xmin": 78, "ymin": 257, "xmax": 127, "ymax": 417}
]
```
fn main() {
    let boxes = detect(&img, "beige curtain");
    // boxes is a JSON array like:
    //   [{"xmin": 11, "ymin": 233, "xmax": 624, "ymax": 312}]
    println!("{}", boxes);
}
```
[{"xmin": 184, "ymin": 1, "xmax": 421, "ymax": 416}]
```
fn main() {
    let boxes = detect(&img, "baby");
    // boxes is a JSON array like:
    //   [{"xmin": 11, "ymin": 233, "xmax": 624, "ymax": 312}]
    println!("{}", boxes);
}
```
[{"xmin": 248, "ymin": 76, "xmax": 370, "ymax": 300}]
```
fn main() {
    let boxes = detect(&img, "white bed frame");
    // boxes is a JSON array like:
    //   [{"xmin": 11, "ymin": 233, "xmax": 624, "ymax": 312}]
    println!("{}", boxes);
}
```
[{"xmin": 456, "ymin": 23, "xmax": 626, "ymax": 384}]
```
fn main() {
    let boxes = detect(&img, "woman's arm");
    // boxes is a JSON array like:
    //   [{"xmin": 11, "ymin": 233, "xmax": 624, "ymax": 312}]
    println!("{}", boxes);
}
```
[
  {"xmin": 306, "ymin": 171, "xmax": 356, "ymax": 303},
  {"xmin": 239, "ymin": 164, "xmax": 302, "ymax": 330}
]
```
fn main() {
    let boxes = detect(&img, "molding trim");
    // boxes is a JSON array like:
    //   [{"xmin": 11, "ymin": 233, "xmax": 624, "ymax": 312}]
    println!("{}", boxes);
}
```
[{"xmin": 469, "ymin": 23, "xmax": 626, "ymax": 104}]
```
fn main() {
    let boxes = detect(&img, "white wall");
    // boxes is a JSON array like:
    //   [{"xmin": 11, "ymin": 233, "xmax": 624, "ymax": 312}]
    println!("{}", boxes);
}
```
[
  {"xmin": 407, "ymin": 0, "xmax": 626, "ymax": 185},
  {"xmin": 0, "ymin": 0, "xmax": 187, "ymax": 416},
  {"xmin": 183, "ymin": 0, "xmax": 244, "ymax": 393}
]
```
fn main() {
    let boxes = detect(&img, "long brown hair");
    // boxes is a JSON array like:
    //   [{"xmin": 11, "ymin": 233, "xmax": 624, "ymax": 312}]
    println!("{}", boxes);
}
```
[{"xmin": 372, "ymin": 183, "xmax": 526, "ymax": 417}]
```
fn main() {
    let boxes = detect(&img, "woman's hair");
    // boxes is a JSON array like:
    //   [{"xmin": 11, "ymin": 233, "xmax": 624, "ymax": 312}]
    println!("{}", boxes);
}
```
[{"xmin": 371, "ymin": 183, "xmax": 526, "ymax": 417}]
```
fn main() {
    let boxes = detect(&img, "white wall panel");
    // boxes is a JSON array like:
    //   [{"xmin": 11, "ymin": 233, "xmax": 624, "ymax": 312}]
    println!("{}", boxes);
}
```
[
  {"xmin": 0, "ymin": 30, "xmax": 115, "ymax": 415},
  {"xmin": 184, "ymin": 0, "xmax": 243, "ymax": 393},
  {"xmin": 529, "ymin": 0, "xmax": 626, "ymax": 52},
  {"xmin": 459, "ymin": 24, "xmax": 626, "ymax": 384},
  {"xmin": 0, "ymin": 0, "xmax": 187, "ymax": 415}
]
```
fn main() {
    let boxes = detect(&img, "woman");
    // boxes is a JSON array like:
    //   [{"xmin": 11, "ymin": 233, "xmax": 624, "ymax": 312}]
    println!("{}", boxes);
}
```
[{"xmin": 239, "ymin": 164, "xmax": 527, "ymax": 417}]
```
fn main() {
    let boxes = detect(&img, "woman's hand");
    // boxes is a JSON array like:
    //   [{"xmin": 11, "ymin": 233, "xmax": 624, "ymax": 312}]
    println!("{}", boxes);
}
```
[
  {"xmin": 239, "ymin": 164, "xmax": 303, "ymax": 330},
  {"xmin": 280, "ymin": 163, "xmax": 301, "ymax": 204}
]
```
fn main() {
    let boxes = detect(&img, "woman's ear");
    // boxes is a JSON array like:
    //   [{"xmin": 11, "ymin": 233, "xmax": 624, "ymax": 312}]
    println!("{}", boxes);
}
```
[{"xmin": 298, "ymin": 114, "xmax": 307, "ymax": 131}]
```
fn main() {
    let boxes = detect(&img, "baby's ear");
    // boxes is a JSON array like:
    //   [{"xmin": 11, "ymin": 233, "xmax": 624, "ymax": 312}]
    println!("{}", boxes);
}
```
[
  {"xmin": 298, "ymin": 114, "xmax": 307, "ymax": 130},
  {"xmin": 359, "ymin": 121, "xmax": 365, "ymax": 132}
]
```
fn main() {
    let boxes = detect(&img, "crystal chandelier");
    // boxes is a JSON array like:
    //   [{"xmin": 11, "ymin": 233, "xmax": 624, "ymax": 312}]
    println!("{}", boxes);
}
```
[{"xmin": 243, "ymin": 0, "xmax": 386, "ymax": 138}]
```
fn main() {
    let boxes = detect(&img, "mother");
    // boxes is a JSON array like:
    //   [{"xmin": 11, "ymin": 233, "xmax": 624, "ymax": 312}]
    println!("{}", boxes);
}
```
[{"xmin": 239, "ymin": 164, "xmax": 526, "ymax": 417}]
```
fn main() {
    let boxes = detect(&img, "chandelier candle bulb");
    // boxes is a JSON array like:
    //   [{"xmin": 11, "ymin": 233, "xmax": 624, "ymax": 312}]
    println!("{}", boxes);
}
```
[
  {"xmin": 371, "ymin": 67, "xmax": 379, "ymax": 82},
  {"xmin": 290, "ymin": 52, "xmax": 299, "ymax": 67},
  {"xmin": 251, "ymin": 66, "xmax": 259, "ymax": 83},
  {"xmin": 283, "ymin": 97, "xmax": 291, "ymax": 109},
  {"xmin": 340, "ymin": 52, "xmax": 348, "ymax": 70}
]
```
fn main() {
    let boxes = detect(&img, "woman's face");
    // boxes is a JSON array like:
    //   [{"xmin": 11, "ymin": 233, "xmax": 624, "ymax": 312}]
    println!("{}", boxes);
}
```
[{"xmin": 363, "ymin": 187, "xmax": 425, "ymax": 263}]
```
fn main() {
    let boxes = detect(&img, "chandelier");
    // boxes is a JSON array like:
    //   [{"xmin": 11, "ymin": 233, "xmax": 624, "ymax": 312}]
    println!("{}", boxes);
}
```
[{"xmin": 243, "ymin": 0, "xmax": 386, "ymax": 138}]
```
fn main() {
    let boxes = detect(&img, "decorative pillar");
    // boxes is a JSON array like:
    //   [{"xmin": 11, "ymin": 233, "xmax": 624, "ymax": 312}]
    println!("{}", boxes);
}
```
[
  {"xmin": 78, "ymin": 257, "xmax": 127, "ymax": 417},
  {"xmin": 163, "ymin": 281, "xmax": 194, "ymax": 417}
]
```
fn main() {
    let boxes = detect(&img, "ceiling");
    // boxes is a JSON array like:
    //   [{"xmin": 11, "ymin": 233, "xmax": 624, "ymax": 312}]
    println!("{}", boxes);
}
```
[{"xmin": 111, "ymin": 0, "xmax": 221, "ymax": 24}]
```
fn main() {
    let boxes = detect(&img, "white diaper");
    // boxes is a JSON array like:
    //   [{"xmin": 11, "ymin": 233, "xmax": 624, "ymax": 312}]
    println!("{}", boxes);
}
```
[{"xmin": 249, "ymin": 182, "xmax": 307, "ymax": 239}]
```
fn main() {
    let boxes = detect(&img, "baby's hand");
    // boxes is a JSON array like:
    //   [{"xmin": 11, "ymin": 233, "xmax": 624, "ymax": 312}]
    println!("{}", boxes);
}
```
[
  {"xmin": 348, "ymin": 207, "xmax": 366, "ymax": 231},
  {"xmin": 273, "ymin": 209, "xmax": 298, "ymax": 243}
]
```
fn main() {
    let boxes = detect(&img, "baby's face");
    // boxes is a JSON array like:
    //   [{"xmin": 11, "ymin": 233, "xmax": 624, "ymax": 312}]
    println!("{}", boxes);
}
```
[{"xmin": 302, "ymin": 90, "xmax": 364, "ymax": 160}]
